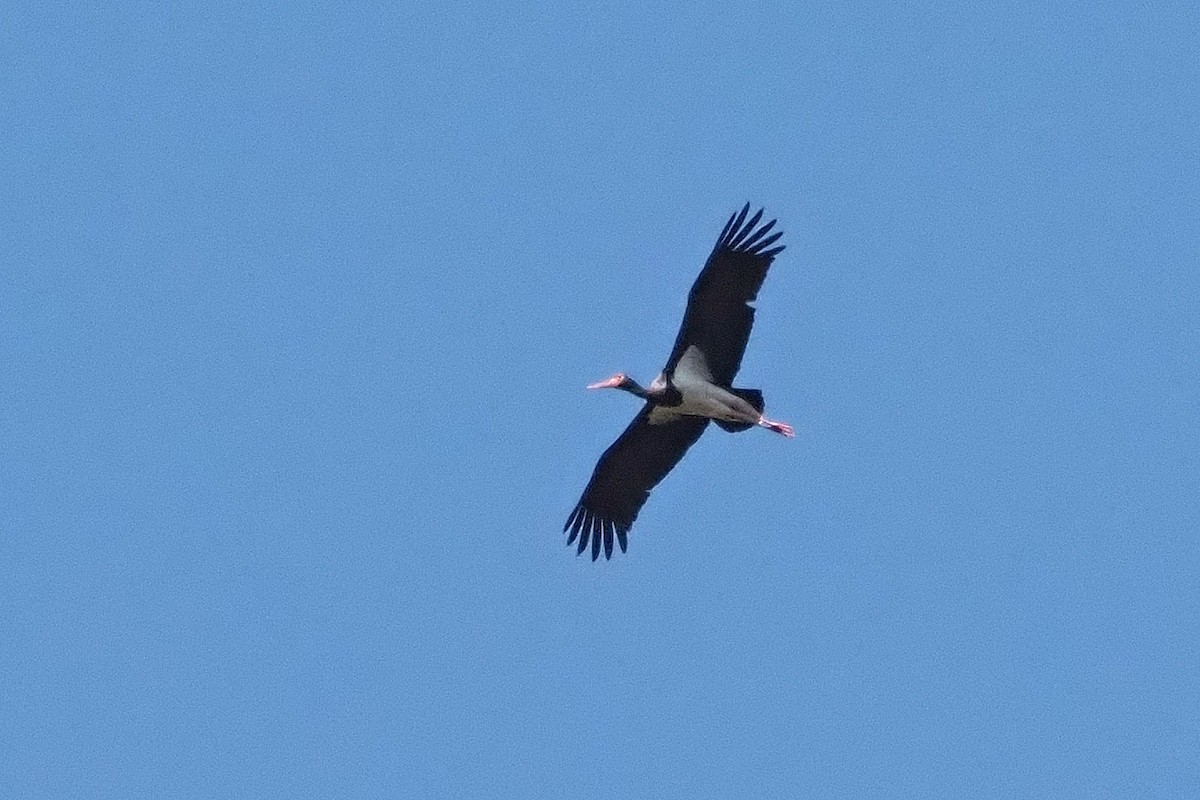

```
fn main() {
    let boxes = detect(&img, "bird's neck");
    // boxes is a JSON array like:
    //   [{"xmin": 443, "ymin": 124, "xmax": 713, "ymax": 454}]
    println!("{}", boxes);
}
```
[{"xmin": 620, "ymin": 379, "xmax": 650, "ymax": 400}]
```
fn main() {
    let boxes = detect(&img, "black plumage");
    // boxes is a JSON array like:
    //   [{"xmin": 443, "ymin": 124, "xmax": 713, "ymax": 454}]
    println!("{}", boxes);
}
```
[{"xmin": 565, "ymin": 204, "xmax": 790, "ymax": 560}]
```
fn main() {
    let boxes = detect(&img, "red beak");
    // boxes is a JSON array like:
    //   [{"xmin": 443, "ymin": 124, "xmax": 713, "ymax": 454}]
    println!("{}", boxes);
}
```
[{"xmin": 587, "ymin": 375, "xmax": 624, "ymax": 390}]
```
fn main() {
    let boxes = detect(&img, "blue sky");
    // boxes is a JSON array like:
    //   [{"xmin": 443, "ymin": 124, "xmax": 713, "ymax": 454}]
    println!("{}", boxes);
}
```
[{"xmin": 3, "ymin": 2, "xmax": 1198, "ymax": 797}]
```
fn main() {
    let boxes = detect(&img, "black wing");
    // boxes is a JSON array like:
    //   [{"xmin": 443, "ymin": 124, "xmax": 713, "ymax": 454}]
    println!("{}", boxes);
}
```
[
  {"xmin": 564, "ymin": 405, "xmax": 709, "ymax": 560},
  {"xmin": 664, "ymin": 204, "xmax": 785, "ymax": 387}
]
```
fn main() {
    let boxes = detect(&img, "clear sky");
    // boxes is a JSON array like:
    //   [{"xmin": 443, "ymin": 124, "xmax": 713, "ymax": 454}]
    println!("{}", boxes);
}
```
[{"xmin": 3, "ymin": 3, "xmax": 1197, "ymax": 798}]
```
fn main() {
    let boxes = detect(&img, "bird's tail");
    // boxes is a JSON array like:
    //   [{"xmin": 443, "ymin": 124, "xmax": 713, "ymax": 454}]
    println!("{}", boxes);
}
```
[{"xmin": 714, "ymin": 388, "xmax": 764, "ymax": 433}]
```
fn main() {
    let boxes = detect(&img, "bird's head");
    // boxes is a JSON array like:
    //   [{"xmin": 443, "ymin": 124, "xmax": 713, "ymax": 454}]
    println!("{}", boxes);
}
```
[
  {"xmin": 586, "ymin": 372, "xmax": 632, "ymax": 391},
  {"xmin": 587, "ymin": 372, "xmax": 649, "ymax": 399}
]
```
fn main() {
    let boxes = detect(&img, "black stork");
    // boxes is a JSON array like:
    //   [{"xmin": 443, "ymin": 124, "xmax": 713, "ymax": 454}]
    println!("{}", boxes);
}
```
[{"xmin": 565, "ymin": 204, "xmax": 793, "ymax": 560}]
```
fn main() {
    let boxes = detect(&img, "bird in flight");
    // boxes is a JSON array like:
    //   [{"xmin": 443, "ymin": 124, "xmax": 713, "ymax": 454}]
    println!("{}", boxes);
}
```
[{"xmin": 565, "ymin": 204, "xmax": 793, "ymax": 560}]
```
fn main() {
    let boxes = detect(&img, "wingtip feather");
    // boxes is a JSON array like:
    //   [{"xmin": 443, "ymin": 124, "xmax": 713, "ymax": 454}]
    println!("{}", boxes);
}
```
[
  {"xmin": 723, "ymin": 204, "xmax": 750, "ymax": 247},
  {"xmin": 715, "ymin": 211, "xmax": 737, "ymax": 247},
  {"xmin": 748, "ymin": 230, "xmax": 784, "ymax": 254},
  {"xmin": 730, "ymin": 208, "xmax": 764, "ymax": 248},
  {"xmin": 576, "ymin": 514, "xmax": 590, "ymax": 555},
  {"xmin": 739, "ymin": 218, "xmax": 776, "ymax": 249}
]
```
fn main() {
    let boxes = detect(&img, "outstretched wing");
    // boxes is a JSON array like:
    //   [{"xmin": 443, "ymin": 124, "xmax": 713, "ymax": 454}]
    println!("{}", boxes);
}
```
[
  {"xmin": 564, "ymin": 405, "xmax": 709, "ymax": 560},
  {"xmin": 664, "ymin": 204, "xmax": 785, "ymax": 387}
]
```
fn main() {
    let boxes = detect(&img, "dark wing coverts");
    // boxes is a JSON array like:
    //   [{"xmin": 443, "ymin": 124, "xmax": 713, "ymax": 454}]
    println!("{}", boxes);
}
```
[
  {"xmin": 564, "ymin": 407, "xmax": 709, "ymax": 560},
  {"xmin": 664, "ymin": 204, "xmax": 785, "ymax": 386}
]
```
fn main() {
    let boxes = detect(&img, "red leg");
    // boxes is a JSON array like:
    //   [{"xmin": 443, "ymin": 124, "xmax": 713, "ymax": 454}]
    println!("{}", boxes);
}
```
[{"xmin": 758, "ymin": 415, "xmax": 795, "ymax": 438}]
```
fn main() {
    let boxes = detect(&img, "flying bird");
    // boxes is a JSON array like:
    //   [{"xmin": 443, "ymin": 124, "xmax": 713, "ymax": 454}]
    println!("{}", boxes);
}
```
[{"xmin": 565, "ymin": 204, "xmax": 793, "ymax": 560}]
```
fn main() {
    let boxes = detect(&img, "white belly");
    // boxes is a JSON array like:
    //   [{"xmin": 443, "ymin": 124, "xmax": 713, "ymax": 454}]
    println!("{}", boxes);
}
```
[
  {"xmin": 660, "ymin": 382, "xmax": 757, "ymax": 424},
  {"xmin": 674, "ymin": 393, "xmax": 741, "ymax": 420}
]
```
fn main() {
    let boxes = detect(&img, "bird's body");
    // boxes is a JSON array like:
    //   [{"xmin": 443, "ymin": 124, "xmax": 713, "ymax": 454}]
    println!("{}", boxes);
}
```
[
  {"xmin": 662, "ymin": 371, "xmax": 761, "ymax": 425},
  {"xmin": 566, "ymin": 204, "xmax": 792, "ymax": 560}
]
